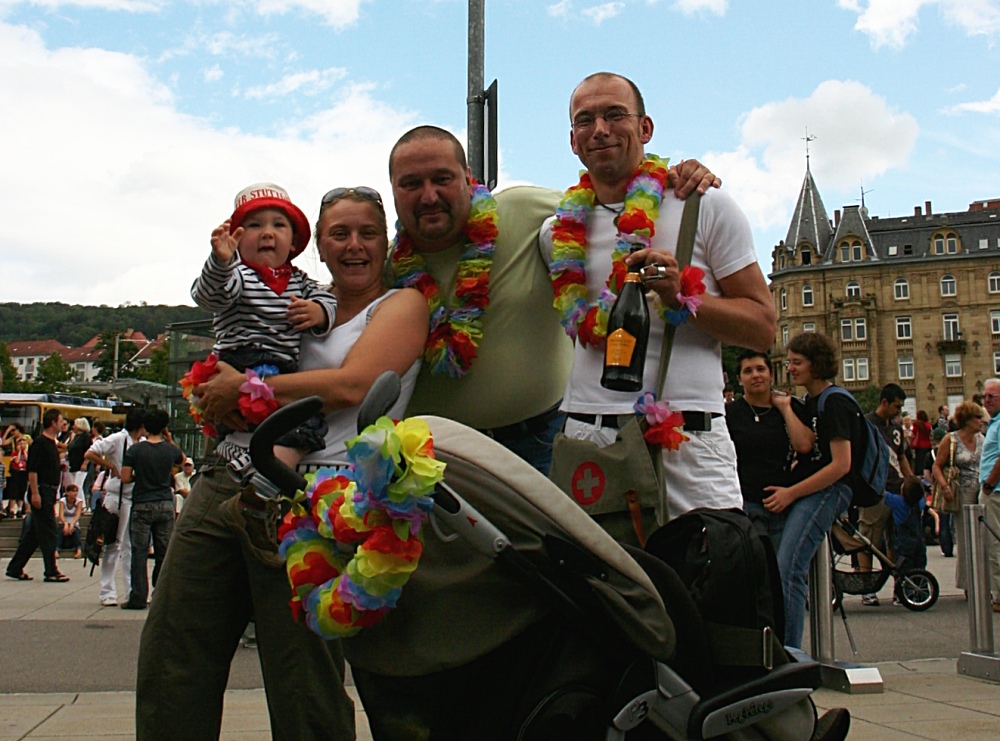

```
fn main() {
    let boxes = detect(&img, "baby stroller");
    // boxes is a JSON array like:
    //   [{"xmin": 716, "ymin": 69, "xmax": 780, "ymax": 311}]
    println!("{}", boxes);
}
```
[
  {"xmin": 250, "ymin": 376, "xmax": 844, "ymax": 740},
  {"xmin": 829, "ymin": 517, "xmax": 939, "ymax": 613}
]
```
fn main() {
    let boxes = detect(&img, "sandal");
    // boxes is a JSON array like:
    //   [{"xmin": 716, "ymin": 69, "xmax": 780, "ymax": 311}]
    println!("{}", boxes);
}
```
[
  {"xmin": 5, "ymin": 572, "xmax": 33, "ymax": 581},
  {"xmin": 43, "ymin": 573, "xmax": 70, "ymax": 583}
]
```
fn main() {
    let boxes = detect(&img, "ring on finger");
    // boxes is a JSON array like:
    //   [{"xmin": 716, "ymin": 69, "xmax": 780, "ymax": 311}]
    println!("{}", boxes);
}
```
[{"xmin": 640, "ymin": 265, "xmax": 668, "ymax": 282}]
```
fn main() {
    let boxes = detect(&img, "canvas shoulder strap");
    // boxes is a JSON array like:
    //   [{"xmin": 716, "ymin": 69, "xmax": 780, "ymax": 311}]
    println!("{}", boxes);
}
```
[{"xmin": 652, "ymin": 192, "xmax": 701, "ymax": 523}]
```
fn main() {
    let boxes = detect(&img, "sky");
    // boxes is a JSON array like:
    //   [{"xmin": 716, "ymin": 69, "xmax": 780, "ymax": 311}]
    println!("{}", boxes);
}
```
[{"xmin": 2, "ymin": 0, "xmax": 999, "ymax": 310}]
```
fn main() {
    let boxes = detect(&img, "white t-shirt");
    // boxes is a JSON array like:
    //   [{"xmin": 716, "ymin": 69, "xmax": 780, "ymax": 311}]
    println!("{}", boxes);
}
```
[
  {"xmin": 540, "ymin": 188, "xmax": 757, "ymax": 415},
  {"xmin": 299, "ymin": 290, "xmax": 421, "ymax": 464}
]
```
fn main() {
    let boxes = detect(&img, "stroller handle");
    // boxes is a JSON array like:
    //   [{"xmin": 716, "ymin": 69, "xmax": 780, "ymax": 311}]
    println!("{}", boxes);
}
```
[
  {"xmin": 357, "ymin": 370, "xmax": 402, "ymax": 433},
  {"xmin": 249, "ymin": 395, "xmax": 324, "ymax": 496}
]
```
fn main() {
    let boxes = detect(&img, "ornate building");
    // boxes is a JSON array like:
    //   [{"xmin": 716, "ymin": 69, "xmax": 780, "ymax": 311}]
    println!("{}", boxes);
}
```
[{"xmin": 768, "ymin": 162, "xmax": 1000, "ymax": 415}]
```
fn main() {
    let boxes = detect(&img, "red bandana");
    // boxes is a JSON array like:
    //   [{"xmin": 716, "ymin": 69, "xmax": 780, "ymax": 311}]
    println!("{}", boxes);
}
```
[{"xmin": 244, "ymin": 260, "xmax": 293, "ymax": 295}]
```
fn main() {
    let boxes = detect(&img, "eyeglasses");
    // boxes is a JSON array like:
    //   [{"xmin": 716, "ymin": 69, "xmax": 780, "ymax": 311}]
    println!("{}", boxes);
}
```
[
  {"xmin": 571, "ymin": 109, "xmax": 642, "ymax": 131},
  {"xmin": 984, "ymin": 393, "xmax": 1000, "ymax": 400},
  {"xmin": 321, "ymin": 186, "xmax": 384, "ymax": 208}
]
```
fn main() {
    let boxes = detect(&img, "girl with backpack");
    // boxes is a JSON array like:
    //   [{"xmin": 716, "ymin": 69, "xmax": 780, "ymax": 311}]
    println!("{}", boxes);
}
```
[{"xmin": 762, "ymin": 332, "xmax": 859, "ymax": 648}]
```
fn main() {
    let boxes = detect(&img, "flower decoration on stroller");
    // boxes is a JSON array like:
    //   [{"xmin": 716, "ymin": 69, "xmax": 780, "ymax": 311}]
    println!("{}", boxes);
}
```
[{"xmin": 279, "ymin": 417, "xmax": 445, "ymax": 637}]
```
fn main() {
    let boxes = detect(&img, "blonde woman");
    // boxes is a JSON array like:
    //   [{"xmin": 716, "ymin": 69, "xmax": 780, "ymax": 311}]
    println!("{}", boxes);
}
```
[{"xmin": 932, "ymin": 400, "xmax": 985, "ymax": 591}]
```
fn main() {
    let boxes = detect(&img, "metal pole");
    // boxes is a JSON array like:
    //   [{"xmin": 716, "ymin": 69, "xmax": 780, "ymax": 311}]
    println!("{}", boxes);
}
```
[
  {"xmin": 957, "ymin": 503, "xmax": 1000, "ymax": 682},
  {"xmin": 962, "ymin": 504, "xmax": 994, "ymax": 653},
  {"xmin": 808, "ymin": 540, "xmax": 835, "ymax": 662},
  {"xmin": 467, "ymin": 0, "xmax": 485, "ymax": 182}
]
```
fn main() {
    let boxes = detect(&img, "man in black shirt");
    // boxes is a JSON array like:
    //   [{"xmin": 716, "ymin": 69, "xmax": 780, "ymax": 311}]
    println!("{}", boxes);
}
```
[
  {"xmin": 859, "ymin": 383, "xmax": 913, "ymax": 606},
  {"xmin": 120, "ymin": 409, "xmax": 184, "ymax": 610},
  {"xmin": 5, "ymin": 408, "xmax": 70, "ymax": 582}
]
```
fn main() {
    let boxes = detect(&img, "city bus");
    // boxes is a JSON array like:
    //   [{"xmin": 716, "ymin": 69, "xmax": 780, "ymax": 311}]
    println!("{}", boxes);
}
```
[{"xmin": 1, "ymin": 393, "xmax": 126, "ymax": 466}]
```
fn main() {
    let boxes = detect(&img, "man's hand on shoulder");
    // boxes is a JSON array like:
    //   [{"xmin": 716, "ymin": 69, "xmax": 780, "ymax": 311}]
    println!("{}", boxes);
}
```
[{"xmin": 668, "ymin": 159, "xmax": 721, "ymax": 199}]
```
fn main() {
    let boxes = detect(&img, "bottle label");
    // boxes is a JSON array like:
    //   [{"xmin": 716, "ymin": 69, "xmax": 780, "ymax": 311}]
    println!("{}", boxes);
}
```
[{"xmin": 605, "ymin": 329, "xmax": 637, "ymax": 367}]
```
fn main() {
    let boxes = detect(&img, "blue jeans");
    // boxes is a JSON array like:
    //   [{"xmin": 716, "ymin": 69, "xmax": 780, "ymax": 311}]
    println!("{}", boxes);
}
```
[
  {"xmin": 494, "ymin": 412, "xmax": 566, "ymax": 476},
  {"xmin": 129, "ymin": 500, "xmax": 175, "ymax": 606},
  {"xmin": 744, "ymin": 501, "xmax": 787, "ymax": 552},
  {"xmin": 777, "ymin": 481, "xmax": 852, "ymax": 649}
]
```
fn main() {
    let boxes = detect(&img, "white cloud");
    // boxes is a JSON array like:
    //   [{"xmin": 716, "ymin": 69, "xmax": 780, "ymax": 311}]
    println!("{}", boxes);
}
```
[
  {"xmin": 839, "ymin": 0, "xmax": 1000, "ymax": 49},
  {"xmin": 0, "ymin": 21, "xmax": 414, "ymax": 306},
  {"xmin": 203, "ymin": 64, "xmax": 223, "ymax": 82},
  {"xmin": 700, "ymin": 80, "xmax": 918, "ymax": 233},
  {"xmin": 945, "ymin": 86, "xmax": 1000, "ymax": 114},
  {"xmin": 583, "ymin": 2, "xmax": 624, "ymax": 24},
  {"xmin": 253, "ymin": 0, "xmax": 366, "ymax": 29},
  {"xmin": 672, "ymin": 0, "xmax": 727, "ymax": 16},
  {"xmin": 243, "ymin": 67, "xmax": 347, "ymax": 99},
  {"xmin": 0, "ymin": 0, "xmax": 164, "ymax": 9},
  {"xmin": 547, "ymin": 0, "xmax": 572, "ymax": 16}
]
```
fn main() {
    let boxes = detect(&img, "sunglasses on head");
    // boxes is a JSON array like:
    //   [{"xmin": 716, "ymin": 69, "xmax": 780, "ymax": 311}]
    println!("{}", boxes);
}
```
[{"xmin": 321, "ymin": 186, "xmax": 384, "ymax": 208}]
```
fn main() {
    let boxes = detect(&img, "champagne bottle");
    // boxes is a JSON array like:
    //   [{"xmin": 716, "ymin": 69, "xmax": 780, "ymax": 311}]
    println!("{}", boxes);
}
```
[{"xmin": 601, "ymin": 260, "xmax": 649, "ymax": 392}]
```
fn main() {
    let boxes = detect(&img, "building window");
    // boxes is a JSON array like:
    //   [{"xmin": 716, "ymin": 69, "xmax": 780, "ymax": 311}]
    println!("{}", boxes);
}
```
[
  {"xmin": 842, "ymin": 359, "xmax": 855, "ymax": 382},
  {"xmin": 802, "ymin": 284, "xmax": 814, "ymax": 307},
  {"xmin": 980, "ymin": 239, "xmax": 989, "ymax": 250},
  {"xmin": 782, "ymin": 325, "xmax": 789, "ymax": 345},
  {"xmin": 943, "ymin": 313, "xmax": 960, "ymax": 341},
  {"xmin": 803, "ymin": 322, "xmax": 816, "ymax": 333},
  {"xmin": 854, "ymin": 318, "xmax": 867, "ymax": 341},
  {"xmin": 856, "ymin": 357, "xmax": 869, "ymax": 381},
  {"xmin": 903, "ymin": 244, "xmax": 913, "ymax": 256},
  {"xmin": 888, "ymin": 245, "xmax": 898, "ymax": 256},
  {"xmin": 898, "ymin": 356, "xmax": 914, "ymax": 380},
  {"xmin": 852, "ymin": 241, "xmax": 863, "ymax": 261},
  {"xmin": 846, "ymin": 281, "xmax": 861, "ymax": 299},
  {"xmin": 994, "ymin": 351, "xmax": 1000, "ymax": 376},
  {"xmin": 933, "ymin": 236, "xmax": 944, "ymax": 255},
  {"xmin": 780, "ymin": 287, "xmax": 787, "ymax": 311},
  {"xmin": 947, "ymin": 234, "xmax": 958, "ymax": 254},
  {"xmin": 896, "ymin": 316, "xmax": 912, "ymax": 340},
  {"xmin": 840, "ymin": 244, "xmax": 850, "ymax": 263},
  {"xmin": 992, "ymin": 310, "xmax": 1000, "ymax": 335},
  {"xmin": 990, "ymin": 272, "xmax": 1000, "ymax": 293},
  {"xmin": 945, "ymin": 354, "xmax": 962, "ymax": 378},
  {"xmin": 779, "ymin": 253, "xmax": 786, "ymax": 269},
  {"xmin": 841, "ymin": 319, "xmax": 853, "ymax": 341},
  {"xmin": 801, "ymin": 249, "xmax": 812, "ymax": 265},
  {"xmin": 940, "ymin": 274, "xmax": 957, "ymax": 297},
  {"xmin": 894, "ymin": 278, "xmax": 909, "ymax": 300}
]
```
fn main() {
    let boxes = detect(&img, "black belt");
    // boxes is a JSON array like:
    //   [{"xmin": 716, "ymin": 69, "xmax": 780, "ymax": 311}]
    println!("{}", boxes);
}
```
[
  {"xmin": 567, "ymin": 411, "xmax": 721, "ymax": 432},
  {"xmin": 478, "ymin": 403, "xmax": 564, "ymax": 442}
]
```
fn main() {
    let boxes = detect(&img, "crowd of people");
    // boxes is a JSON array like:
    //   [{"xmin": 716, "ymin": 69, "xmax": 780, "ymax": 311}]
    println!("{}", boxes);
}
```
[
  {"xmin": 2, "ymin": 409, "xmax": 191, "ymax": 606},
  {"xmin": 727, "ymin": 345, "xmax": 1000, "ymax": 630},
  {"xmin": 4, "ymin": 70, "xmax": 999, "ymax": 741}
]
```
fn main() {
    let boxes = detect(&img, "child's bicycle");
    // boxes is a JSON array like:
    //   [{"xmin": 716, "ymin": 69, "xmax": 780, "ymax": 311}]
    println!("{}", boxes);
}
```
[{"xmin": 829, "ymin": 516, "xmax": 939, "ymax": 612}]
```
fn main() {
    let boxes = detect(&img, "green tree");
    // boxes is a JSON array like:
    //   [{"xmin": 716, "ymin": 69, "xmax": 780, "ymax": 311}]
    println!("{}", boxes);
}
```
[
  {"xmin": 134, "ymin": 340, "xmax": 170, "ymax": 385},
  {"xmin": 0, "ymin": 341, "xmax": 24, "ymax": 392},
  {"xmin": 32, "ymin": 352, "xmax": 75, "ymax": 392},
  {"xmin": 851, "ymin": 384, "xmax": 882, "ymax": 414},
  {"xmin": 94, "ymin": 330, "xmax": 139, "ymax": 381}
]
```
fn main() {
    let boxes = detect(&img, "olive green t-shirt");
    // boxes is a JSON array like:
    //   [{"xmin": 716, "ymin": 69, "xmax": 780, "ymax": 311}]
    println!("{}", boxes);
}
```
[{"xmin": 403, "ymin": 186, "xmax": 573, "ymax": 429}]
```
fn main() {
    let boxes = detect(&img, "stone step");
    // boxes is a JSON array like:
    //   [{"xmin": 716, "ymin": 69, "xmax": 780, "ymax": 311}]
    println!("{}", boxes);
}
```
[{"xmin": 0, "ymin": 513, "xmax": 93, "ymax": 559}]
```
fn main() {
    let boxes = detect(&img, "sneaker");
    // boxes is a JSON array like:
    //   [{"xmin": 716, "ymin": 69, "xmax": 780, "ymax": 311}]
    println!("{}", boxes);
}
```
[
  {"xmin": 101, "ymin": 597, "xmax": 118, "ymax": 607},
  {"xmin": 861, "ymin": 593, "xmax": 880, "ymax": 607},
  {"xmin": 892, "ymin": 597, "xmax": 903, "ymax": 606}
]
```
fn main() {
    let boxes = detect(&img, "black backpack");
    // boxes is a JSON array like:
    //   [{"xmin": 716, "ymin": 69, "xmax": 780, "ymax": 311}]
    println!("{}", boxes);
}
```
[
  {"xmin": 82, "ymin": 501, "xmax": 120, "ymax": 575},
  {"xmin": 816, "ymin": 386, "xmax": 889, "ymax": 508},
  {"xmin": 646, "ymin": 508, "xmax": 785, "ymax": 681}
]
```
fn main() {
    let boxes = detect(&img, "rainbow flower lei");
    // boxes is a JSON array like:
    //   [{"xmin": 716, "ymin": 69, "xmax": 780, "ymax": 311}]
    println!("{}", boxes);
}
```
[
  {"xmin": 180, "ymin": 354, "xmax": 281, "ymax": 436},
  {"xmin": 547, "ymin": 154, "xmax": 670, "ymax": 348},
  {"xmin": 279, "ymin": 417, "xmax": 445, "ymax": 638},
  {"xmin": 390, "ymin": 182, "xmax": 499, "ymax": 378}
]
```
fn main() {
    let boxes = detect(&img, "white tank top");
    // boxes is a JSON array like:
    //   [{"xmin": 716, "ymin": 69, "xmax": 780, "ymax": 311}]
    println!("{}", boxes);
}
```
[{"xmin": 299, "ymin": 289, "xmax": 421, "ymax": 463}]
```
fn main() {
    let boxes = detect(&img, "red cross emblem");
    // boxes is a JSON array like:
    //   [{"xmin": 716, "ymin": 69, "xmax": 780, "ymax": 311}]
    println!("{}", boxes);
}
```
[{"xmin": 571, "ymin": 461, "xmax": 605, "ymax": 506}]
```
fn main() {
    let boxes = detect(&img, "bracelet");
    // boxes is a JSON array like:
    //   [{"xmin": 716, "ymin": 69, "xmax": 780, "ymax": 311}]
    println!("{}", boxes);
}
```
[
  {"xmin": 238, "ymin": 368, "xmax": 279, "ymax": 426},
  {"xmin": 657, "ymin": 265, "xmax": 706, "ymax": 326}
]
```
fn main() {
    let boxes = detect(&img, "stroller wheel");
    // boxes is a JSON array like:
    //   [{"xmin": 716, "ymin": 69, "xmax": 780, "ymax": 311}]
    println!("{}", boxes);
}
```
[{"xmin": 894, "ymin": 569, "xmax": 939, "ymax": 611}]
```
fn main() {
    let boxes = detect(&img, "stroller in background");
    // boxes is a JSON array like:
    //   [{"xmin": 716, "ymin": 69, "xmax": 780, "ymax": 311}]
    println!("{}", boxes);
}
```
[{"xmin": 251, "ymin": 377, "xmax": 846, "ymax": 740}]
